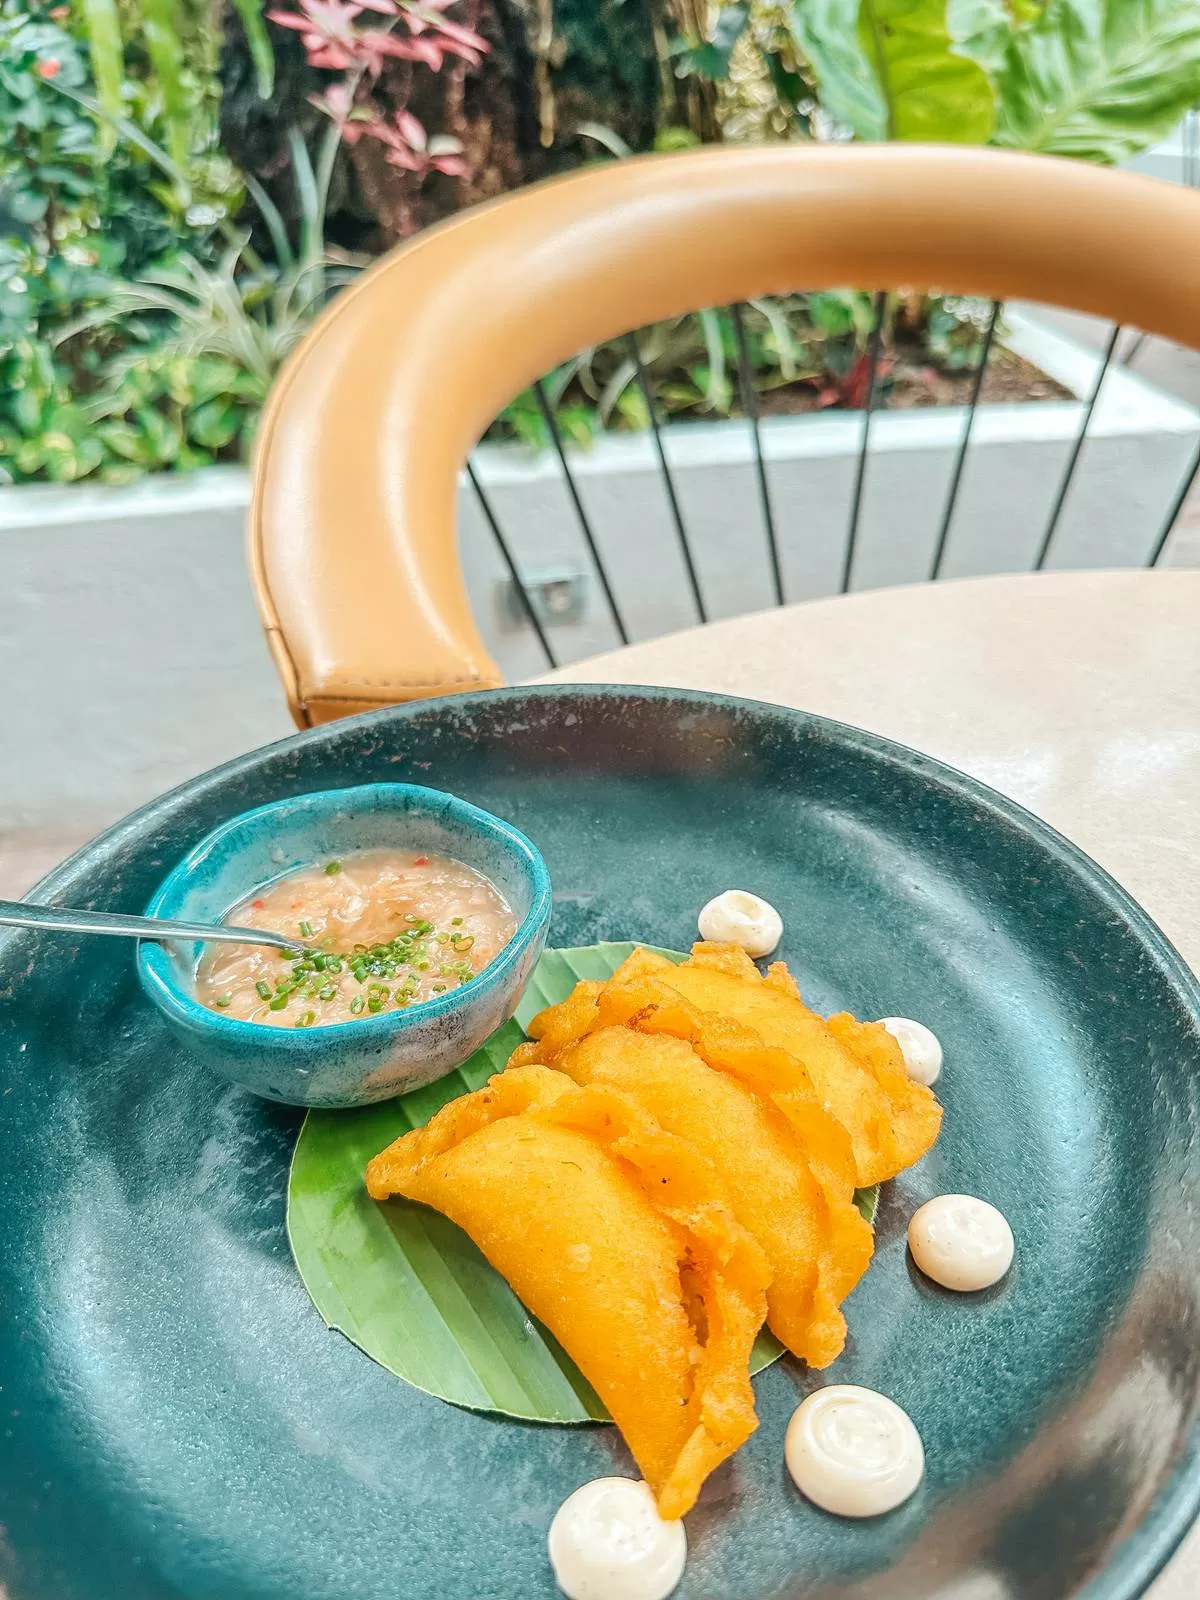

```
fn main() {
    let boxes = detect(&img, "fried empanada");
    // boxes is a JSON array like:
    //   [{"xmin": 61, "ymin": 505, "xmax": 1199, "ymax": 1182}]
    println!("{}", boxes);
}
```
[
  {"xmin": 366, "ymin": 1064, "xmax": 768, "ymax": 1518},
  {"xmin": 614, "ymin": 944, "xmax": 942, "ymax": 1187},
  {"xmin": 546, "ymin": 1023, "xmax": 873, "ymax": 1367}
]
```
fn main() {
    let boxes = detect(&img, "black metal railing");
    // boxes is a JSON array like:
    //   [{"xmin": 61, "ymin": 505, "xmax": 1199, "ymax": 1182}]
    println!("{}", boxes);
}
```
[
  {"xmin": 468, "ymin": 298, "xmax": 1199, "ymax": 671},
  {"xmin": 464, "ymin": 118, "xmax": 1200, "ymax": 670}
]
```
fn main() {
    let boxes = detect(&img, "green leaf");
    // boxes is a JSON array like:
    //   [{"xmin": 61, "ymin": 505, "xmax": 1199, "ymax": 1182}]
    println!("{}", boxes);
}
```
[
  {"xmin": 244, "ymin": 172, "xmax": 296, "ymax": 273},
  {"xmin": 791, "ymin": 0, "xmax": 995, "ymax": 141},
  {"xmin": 992, "ymin": 0, "xmax": 1200, "ymax": 163},
  {"xmin": 133, "ymin": 405, "xmax": 179, "ymax": 464},
  {"xmin": 764, "ymin": 46, "xmax": 811, "ymax": 124},
  {"xmin": 288, "ymin": 944, "xmax": 788, "ymax": 1424},
  {"xmin": 287, "ymin": 126, "xmax": 321, "ymax": 266},
  {"xmin": 97, "ymin": 419, "xmax": 155, "ymax": 464},
  {"xmin": 653, "ymin": 124, "xmax": 702, "ymax": 151},
  {"xmin": 7, "ymin": 188, "xmax": 49, "ymax": 224},
  {"xmin": 615, "ymin": 386, "xmax": 652, "ymax": 430},
  {"xmin": 858, "ymin": 0, "xmax": 996, "ymax": 140},
  {"xmin": 187, "ymin": 397, "xmax": 240, "ymax": 450},
  {"xmin": 673, "ymin": 4, "xmax": 749, "ymax": 80},
  {"xmin": 232, "ymin": 0, "xmax": 276, "ymax": 99},
  {"xmin": 576, "ymin": 120, "xmax": 634, "ymax": 159},
  {"xmin": 140, "ymin": 0, "xmax": 191, "ymax": 171},
  {"xmin": 948, "ymin": 0, "xmax": 1020, "ymax": 71},
  {"xmin": 12, "ymin": 387, "xmax": 46, "ymax": 436},
  {"xmin": 74, "ymin": 0, "xmax": 124, "ymax": 154},
  {"xmin": 790, "ymin": 0, "xmax": 888, "ymax": 138}
]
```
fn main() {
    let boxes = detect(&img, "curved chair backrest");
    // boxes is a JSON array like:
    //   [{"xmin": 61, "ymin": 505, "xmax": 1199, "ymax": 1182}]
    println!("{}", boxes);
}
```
[{"xmin": 250, "ymin": 143, "xmax": 1200, "ymax": 727}]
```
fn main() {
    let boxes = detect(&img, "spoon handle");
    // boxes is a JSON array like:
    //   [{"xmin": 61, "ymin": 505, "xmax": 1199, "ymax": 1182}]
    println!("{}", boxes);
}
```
[{"xmin": 0, "ymin": 899, "xmax": 311, "ymax": 954}]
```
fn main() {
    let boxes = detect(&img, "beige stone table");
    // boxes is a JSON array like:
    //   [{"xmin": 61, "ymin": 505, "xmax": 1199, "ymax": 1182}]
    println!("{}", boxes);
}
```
[{"xmin": 544, "ymin": 567, "xmax": 1200, "ymax": 1598}]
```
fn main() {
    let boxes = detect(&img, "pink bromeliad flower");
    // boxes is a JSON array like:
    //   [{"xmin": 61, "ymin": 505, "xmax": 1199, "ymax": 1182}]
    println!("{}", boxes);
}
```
[
  {"xmin": 345, "ymin": 108, "xmax": 467, "ymax": 176},
  {"xmin": 269, "ymin": 0, "xmax": 486, "ymax": 73},
  {"xmin": 266, "ymin": 0, "xmax": 365, "ymax": 70}
]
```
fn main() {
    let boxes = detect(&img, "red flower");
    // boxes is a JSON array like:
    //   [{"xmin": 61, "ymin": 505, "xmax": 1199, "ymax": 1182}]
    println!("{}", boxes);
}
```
[{"xmin": 35, "ymin": 57, "xmax": 61, "ymax": 79}]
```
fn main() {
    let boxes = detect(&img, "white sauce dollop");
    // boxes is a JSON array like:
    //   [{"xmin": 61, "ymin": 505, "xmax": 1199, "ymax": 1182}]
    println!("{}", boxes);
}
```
[
  {"xmin": 878, "ymin": 1016, "xmax": 943, "ymax": 1086},
  {"xmin": 786, "ymin": 1386, "xmax": 925, "ymax": 1518},
  {"xmin": 908, "ymin": 1195, "xmax": 1014, "ymax": 1292},
  {"xmin": 697, "ymin": 891, "xmax": 782, "ymax": 958},
  {"xmin": 548, "ymin": 1478, "xmax": 687, "ymax": 1600}
]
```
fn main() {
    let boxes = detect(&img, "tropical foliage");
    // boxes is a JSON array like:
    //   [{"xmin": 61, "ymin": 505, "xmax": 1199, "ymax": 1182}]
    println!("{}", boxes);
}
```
[
  {"xmin": 794, "ymin": 0, "xmax": 1200, "ymax": 161},
  {"xmin": 2, "ymin": 0, "xmax": 1199, "ymax": 484}
]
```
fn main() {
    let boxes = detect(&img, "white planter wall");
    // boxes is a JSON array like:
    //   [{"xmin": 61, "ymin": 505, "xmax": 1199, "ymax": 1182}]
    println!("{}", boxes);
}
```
[{"xmin": 2, "ymin": 310, "xmax": 1197, "ymax": 835}]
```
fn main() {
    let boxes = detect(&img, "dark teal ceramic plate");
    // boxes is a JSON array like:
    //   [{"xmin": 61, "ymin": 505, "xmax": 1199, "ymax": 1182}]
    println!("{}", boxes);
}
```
[{"xmin": 2, "ymin": 687, "xmax": 1198, "ymax": 1600}]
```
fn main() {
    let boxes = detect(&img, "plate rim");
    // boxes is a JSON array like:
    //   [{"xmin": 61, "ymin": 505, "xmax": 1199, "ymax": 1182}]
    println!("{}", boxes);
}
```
[{"xmin": 12, "ymin": 680, "xmax": 1200, "ymax": 1600}]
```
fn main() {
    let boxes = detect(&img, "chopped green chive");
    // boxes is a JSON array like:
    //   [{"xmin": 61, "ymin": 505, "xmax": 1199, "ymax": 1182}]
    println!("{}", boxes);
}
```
[
  {"xmin": 324, "ymin": 860, "xmax": 342, "ymax": 875},
  {"xmin": 224, "ymin": 896, "xmax": 496, "ymax": 1023}
]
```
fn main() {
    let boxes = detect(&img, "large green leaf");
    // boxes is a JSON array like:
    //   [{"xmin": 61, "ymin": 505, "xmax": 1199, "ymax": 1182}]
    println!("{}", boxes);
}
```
[
  {"xmin": 948, "ymin": 0, "xmax": 1022, "ymax": 71},
  {"xmin": 288, "ymin": 944, "xmax": 790, "ymax": 1424},
  {"xmin": 791, "ymin": 0, "xmax": 995, "ymax": 141},
  {"xmin": 859, "ymin": 0, "xmax": 996, "ymax": 140},
  {"xmin": 992, "ymin": 0, "xmax": 1200, "ymax": 163},
  {"xmin": 791, "ymin": 0, "xmax": 888, "ymax": 139}
]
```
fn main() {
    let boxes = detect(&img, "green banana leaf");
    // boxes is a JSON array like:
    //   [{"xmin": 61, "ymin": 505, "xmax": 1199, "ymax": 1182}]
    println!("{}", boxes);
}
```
[
  {"xmin": 792, "ymin": 0, "xmax": 995, "ymax": 142},
  {"xmin": 291, "ymin": 945, "xmax": 807, "ymax": 1422},
  {"xmin": 991, "ymin": 0, "xmax": 1200, "ymax": 164}
]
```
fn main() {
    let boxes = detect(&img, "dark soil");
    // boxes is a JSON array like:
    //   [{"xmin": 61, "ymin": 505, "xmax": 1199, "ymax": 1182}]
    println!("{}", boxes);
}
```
[{"xmin": 756, "ymin": 347, "xmax": 1071, "ymax": 418}]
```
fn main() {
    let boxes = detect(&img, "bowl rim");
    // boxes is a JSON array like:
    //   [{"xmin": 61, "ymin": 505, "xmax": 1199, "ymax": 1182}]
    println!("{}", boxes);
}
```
[{"xmin": 136, "ymin": 781, "xmax": 552, "ymax": 1046}]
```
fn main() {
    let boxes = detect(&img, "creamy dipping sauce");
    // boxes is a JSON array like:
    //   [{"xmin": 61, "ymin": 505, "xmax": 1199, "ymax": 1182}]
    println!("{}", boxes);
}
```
[
  {"xmin": 697, "ymin": 890, "xmax": 782, "ymax": 957},
  {"xmin": 548, "ymin": 1479, "xmax": 686, "ymax": 1600},
  {"xmin": 196, "ymin": 848, "xmax": 516, "ymax": 1027},
  {"xmin": 785, "ymin": 1386, "xmax": 924, "ymax": 1518},
  {"xmin": 908, "ymin": 1194, "xmax": 1014, "ymax": 1292},
  {"xmin": 879, "ymin": 1016, "xmax": 943, "ymax": 1086}
]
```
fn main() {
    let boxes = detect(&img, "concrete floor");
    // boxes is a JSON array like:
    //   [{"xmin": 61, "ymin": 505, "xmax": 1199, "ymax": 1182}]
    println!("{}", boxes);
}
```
[{"xmin": 1018, "ymin": 302, "xmax": 1200, "ymax": 564}]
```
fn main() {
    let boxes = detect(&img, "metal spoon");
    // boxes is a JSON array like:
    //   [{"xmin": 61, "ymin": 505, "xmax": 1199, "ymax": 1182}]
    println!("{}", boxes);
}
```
[{"xmin": 0, "ymin": 898, "xmax": 320, "ymax": 954}]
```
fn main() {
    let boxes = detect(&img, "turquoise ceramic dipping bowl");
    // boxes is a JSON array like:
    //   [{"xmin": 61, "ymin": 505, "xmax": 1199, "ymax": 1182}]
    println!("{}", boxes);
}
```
[{"xmin": 137, "ymin": 783, "xmax": 551, "ymax": 1108}]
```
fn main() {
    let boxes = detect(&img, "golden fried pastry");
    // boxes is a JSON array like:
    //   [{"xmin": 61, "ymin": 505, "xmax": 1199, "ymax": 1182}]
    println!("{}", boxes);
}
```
[
  {"xmin": 366, "ymin": 1064, "xmax": 769, "ymax": 1518},
  {"xmin": 545, "ymin": 1023, "xmax": 873, "ymax": 1367},
  {"xmin": 599, "ymin": 945, "xmax": 943, "ymax": 1188}
]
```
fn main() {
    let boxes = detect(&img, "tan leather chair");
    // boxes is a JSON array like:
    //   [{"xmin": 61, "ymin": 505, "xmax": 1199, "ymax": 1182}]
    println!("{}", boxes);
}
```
[{"xmin": 249, "ymin": 143, "xmax": 1200, "ymax": 728}]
